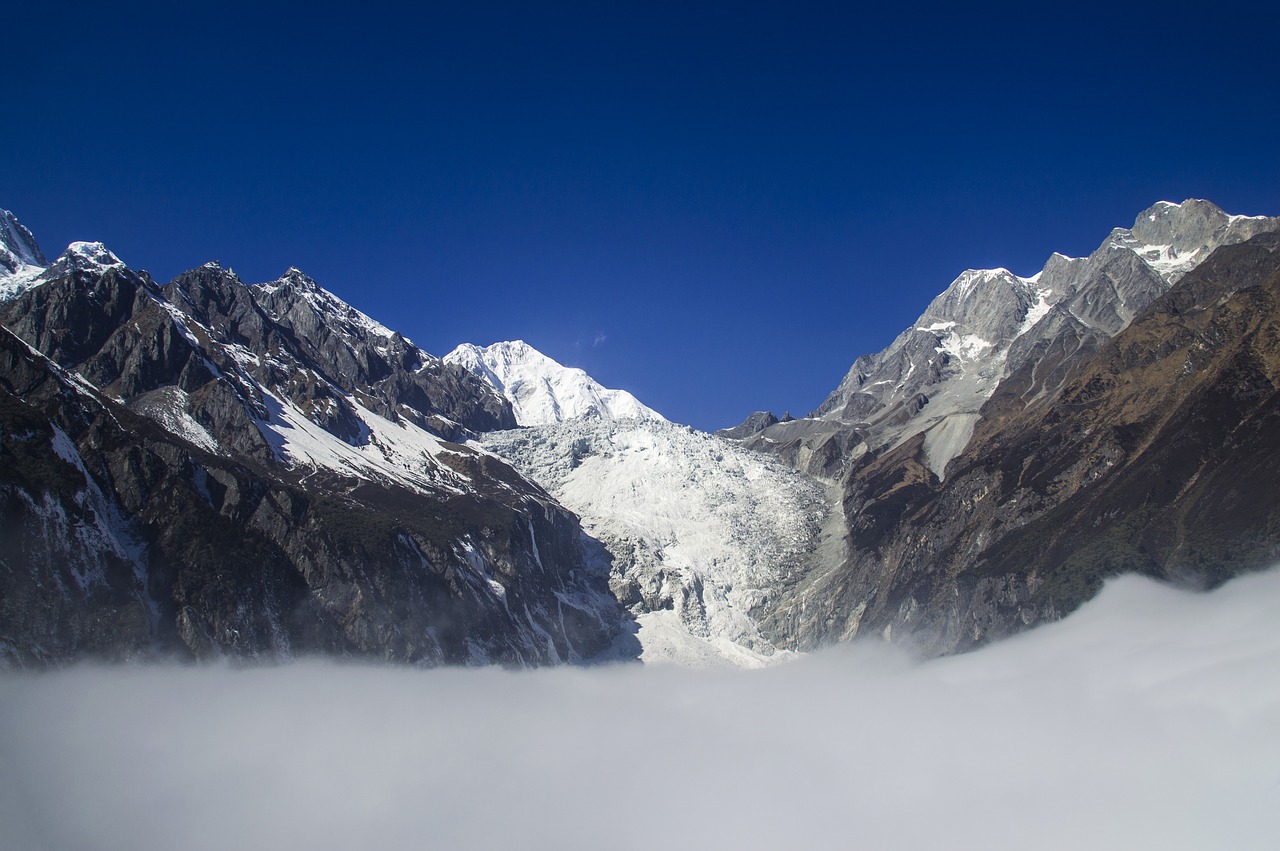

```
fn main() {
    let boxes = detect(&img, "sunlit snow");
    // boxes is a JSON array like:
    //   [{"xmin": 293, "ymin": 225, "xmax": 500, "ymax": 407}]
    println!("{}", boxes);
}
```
[
  {"xmin": 480, "ymin": 419, "xmax": 830, "ymax": 666},
  {"xmin": 446, "ymin": 340, "xmax": 666, "ymax": 425},
  {"xmin": 254, "ymin": 389, "xmax": 472, "ymax": 494}
]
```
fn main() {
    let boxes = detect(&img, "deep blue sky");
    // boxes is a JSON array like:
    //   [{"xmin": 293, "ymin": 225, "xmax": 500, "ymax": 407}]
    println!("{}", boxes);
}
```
[{"xmin": 5, "ymin": 2, "xmax": 1279, "ymax": 430}]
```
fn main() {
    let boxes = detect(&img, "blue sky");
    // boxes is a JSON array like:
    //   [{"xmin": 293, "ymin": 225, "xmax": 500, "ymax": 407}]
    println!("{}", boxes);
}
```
[{"xmin": 5, "ymin": 1, "xmax": 1279, "ymax": 430}]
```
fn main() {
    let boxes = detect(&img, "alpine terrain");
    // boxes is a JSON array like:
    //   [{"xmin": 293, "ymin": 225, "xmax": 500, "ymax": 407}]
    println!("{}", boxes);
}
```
[
  {"xmin": 479, "ymin": 417, "xmax": 831, "ymax": 667},
  {"xmin": 722, "ymin": 200, "xmax": 1280, "ymax": 654},
  {"xmin": 733, "ymin": 200, "xmax": 1279, "ymax": 481},
  {"xmin": 0, "ymin": 212, "xmax": 631, "ymax": 666},
  {"xmin": 2, "ymin": 199, "xmax": 1279, "ymax": 668}
]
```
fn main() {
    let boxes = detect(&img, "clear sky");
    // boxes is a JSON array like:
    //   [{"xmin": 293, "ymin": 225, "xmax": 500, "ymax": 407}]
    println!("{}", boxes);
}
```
[{"xmin": 5, "ymin": 1, "xmax": 1279, "ymax": 431}]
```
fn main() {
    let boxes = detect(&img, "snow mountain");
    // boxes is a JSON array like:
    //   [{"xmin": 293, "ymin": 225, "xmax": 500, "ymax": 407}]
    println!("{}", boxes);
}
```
[
  {"xmin": 0, "ymin": 209, "xmax": 630, "ymax": 666},
  {"xmin": 445, "ymin": 340, "xmax": 666, "ymax": 425},
  {"xmin": 6, "ymin": 198, "xmax": 1280, "ymax": 669},
  {"xmin": 0, "ymin": 210, "xmax": 46, "ymax": 286},
  {"xmin": 773, "ymin": 229, "xmax": 1280, "ymax": 656},
  {"xmin": 735, "ymin": 200, "xmax": 1280, "ymax": 480}
]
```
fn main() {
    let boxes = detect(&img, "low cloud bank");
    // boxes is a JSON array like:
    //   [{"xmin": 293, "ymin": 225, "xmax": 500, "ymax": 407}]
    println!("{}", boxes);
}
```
[{"xmin": 3, "ymin": 569, "xmax": 1279, "ymax": 850}]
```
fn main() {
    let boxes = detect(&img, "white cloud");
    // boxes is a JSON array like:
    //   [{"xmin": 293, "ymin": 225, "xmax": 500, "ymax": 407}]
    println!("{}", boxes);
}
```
[{"xmin": 2, "ymin": 568, "xmax": 1279, "ymax": 850}]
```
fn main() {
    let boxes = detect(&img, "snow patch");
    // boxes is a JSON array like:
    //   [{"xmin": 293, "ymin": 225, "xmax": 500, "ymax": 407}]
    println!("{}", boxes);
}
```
[
  {"xmin": 1015, "ymin": 287, "xmax": 1053, "ymax": 338},
  {"xmin": 133, "ymin": 387, "xmax": 220, "ymax": 453},
  {"xmin": 253, "ymin": 388, "xmax": 472, "ymax": 494},
  {"xmin": 936, "ymin": 333, "xmax": 994, "ymax": 362}
]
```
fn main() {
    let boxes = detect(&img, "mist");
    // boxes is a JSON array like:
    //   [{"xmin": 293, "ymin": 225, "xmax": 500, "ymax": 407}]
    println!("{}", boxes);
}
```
[{"xmin": 3, "ymin": 569, "xmax": 1279, "ymax": 851}]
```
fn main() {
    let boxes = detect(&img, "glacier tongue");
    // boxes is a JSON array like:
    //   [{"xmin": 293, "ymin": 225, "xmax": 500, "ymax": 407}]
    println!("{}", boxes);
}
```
[
  {"xmin": 478, "ymin": 418, "xmax": 832, "ymax": 667},
  {"xmin": 445, "ymin": 340, "xmax": 666, "ymax": 425}
]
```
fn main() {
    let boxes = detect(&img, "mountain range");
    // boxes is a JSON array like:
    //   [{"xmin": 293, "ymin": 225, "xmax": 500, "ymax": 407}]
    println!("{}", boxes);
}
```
[{"xmin": 2, "ymin": 199, "xmax": 1278, "ymax": 666}]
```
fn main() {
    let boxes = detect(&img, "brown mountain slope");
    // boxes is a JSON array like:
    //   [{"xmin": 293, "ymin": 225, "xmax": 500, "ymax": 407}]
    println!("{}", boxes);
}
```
[{"xmin": 766, "ymin": 232, "xmax": 1280, "ymax": 655}]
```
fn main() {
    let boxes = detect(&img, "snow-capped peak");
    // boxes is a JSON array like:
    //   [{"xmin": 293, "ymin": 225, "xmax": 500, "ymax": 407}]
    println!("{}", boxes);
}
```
[
  {"xmin": 445, "ymin": 340, "xmax": 666, "ymax": 426},
  {"xmin": 60, "ymin": 241, "xmax": 125, "ymax": 271},
  {"xmin": 1, "ymin": 211, "xmax": 137, "ymax": 300},
  {"xmin": 0, "ymin": 210, "xmax": 50, "ymax": 300},
  {"xmin": 1, "ymin": 209, "xmax": 46, "ymax": 273}
]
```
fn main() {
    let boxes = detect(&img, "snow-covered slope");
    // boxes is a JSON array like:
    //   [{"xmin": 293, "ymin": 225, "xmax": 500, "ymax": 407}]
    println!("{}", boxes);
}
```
[
  {"xmin": 478, "ymin": 419, "xmax": 832, "ymax": 667},
  {"xmin": 445, "ymin": 340, "xmax": 666, "ymax": 425}
]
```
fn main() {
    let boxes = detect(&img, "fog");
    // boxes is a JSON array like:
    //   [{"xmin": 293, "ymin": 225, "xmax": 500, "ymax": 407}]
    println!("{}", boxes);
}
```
[{"xmin": 3, "ymin": 570, "xmax": 1279, "ymax": 851}]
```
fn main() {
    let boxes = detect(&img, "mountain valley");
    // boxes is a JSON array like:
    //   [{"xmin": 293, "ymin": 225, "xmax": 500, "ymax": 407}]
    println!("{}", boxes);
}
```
[{"xmin": 2, "ymin": 200, "xmax": 1278, "ymax": 667}]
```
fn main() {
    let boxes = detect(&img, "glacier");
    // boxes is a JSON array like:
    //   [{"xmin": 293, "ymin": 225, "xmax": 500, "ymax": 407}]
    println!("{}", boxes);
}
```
[{"xmin": 478, "ymin": 418, "xmax": 834, "ymax": 666}]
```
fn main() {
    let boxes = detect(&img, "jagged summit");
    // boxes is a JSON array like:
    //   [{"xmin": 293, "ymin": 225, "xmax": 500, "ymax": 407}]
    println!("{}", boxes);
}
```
[
  {"xmin": 0, "ymin": 209, "xmax": 50, "ymax": 300},
  {"xmin": 742, "ymin": 199, "xmax": 1280, "ymax": 480},
  {"xmin": 1, "ymin": 209, "xmax": 46, "ymax": 273},
  {"xmin": 1109, "ymin": 198, "xmax": 1276, "ymax": 281},
  {"xmin": 250, "ymin": 266, "xmax": 408, "ymax": 352},
  {"xmin": 445, "ymin": 339, "xmax": 666, "ymax": 426}
]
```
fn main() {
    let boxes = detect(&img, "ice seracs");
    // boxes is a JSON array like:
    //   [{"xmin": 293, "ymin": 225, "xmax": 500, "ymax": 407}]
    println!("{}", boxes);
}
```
[
  {"xmin": 445, "ymin": 339, "xmax": 666, "ymax": 425},
  {"xmin": 478, "ymin": 418, "xmax": 831, "ymax": 667}
]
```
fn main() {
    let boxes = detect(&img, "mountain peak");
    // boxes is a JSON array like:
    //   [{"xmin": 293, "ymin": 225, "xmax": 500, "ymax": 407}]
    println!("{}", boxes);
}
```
[
  {"xmin": 1, "ymin": 209, "xmax": 47, "ymax": 274},
  {"xmin": 800, "ymin": 198, "xmax": 1280, "ymax": 480},
  {"xmin": 0, "ymin": 210, "xmax": 50, "ymax": 300},
  {"xmin": 444, "ymin": 340, "xmax": 666, "ymax": 426},
  {"xmin": 65, "ymin": 241, "xmax": 123, "ymax": 265},
  {"xmin": 274, "ymin": 267, "xmax": 321, "ymax": 290},
  {"xmin": 37, "ymin": 241, "xmax": 127, "ymax": 284}
]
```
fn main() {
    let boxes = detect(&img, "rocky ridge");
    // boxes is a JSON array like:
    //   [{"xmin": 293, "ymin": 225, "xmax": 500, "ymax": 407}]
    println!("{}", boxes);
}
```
[
  {"xmin": 0, "ymin": 213, "xmax": 630, "ymax": 666},
  {"xmin": 763, "ymin": 227, "xmax": 1280, "ymax": 655},
  {"xmin": 738, "ymin": 200, "xmax": 1280, "ymax": 481}
]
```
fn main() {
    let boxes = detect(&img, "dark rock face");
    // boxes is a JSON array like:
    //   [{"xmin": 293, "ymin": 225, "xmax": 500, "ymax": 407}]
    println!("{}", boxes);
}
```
[
  {"xmin": 0, "ymin": 243, "xmax": 628, "ymax": 667},
  {"xmin": 715, "ymin": 410, "xmax": 779, "ymax": 439},
  {"xmin": 166, "ymin": 264, "xmax": 516, "ymax": 436},
  {"xmin": 769, "ymin": 233, "xmax": 1280, "ymax": 655}
]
